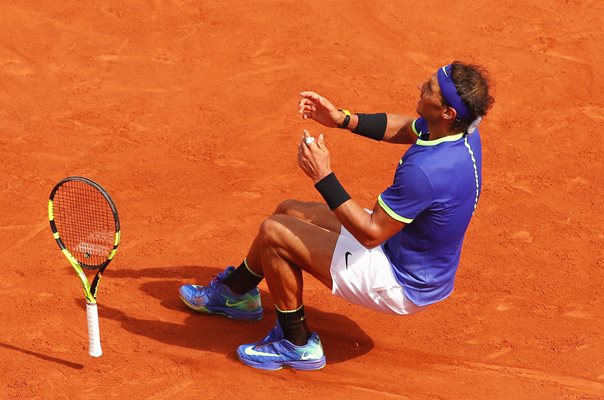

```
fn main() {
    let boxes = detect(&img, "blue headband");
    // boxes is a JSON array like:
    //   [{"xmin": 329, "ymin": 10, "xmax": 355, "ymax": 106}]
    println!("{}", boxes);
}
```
[{"xmin": 437, "ymin": 64, "xmax": 471, "ymax": 122}]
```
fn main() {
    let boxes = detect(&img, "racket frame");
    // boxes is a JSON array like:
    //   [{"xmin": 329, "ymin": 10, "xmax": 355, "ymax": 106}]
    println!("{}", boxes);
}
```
[
  {"xmin": 48, "ymin": 176, "xmax": 120, "ymax": 303},
  {"xmin": 48, "ymin": 176, "xmax": 120, "ymax": 357}
]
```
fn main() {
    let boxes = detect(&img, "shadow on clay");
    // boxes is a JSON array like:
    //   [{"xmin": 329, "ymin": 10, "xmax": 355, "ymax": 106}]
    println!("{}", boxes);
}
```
[
  {"xmin": 93, "ymin": 265, "xmax": 375, "ymax": 364},
  {"xmin": 0, "ymin": 341, "xmax": 84, "ymax": 370}
]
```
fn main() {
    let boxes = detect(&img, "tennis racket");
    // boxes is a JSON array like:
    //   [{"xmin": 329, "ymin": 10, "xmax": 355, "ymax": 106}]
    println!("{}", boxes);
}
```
[{"xmin": 48, "ymin": 177, "xmax": 121, "ymax": 357}]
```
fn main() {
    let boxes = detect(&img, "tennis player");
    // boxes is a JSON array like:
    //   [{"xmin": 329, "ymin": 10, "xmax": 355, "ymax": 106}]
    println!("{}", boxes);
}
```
[{"xmin": 179, "ymin": 61, "xmax": 494, "ymax": 371}]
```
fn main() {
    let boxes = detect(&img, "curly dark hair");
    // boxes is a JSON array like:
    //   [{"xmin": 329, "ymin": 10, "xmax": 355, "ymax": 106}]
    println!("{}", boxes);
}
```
[{"xmin": 449, "ymin": 61, "xmax": 495, "ymax": 132}]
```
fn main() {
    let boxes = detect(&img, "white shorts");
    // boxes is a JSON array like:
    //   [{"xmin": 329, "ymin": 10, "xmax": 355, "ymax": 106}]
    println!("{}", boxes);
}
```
[{"xmin": 330, "ymin": 223, "xmax": 427, "ymax": 315}]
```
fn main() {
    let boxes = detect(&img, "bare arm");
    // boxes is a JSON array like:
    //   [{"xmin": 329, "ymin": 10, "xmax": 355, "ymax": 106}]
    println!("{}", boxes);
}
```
[
  {"xmin": 383, "ymin": 114, "xmax": 418, "ymax": 144},
  {"xmin": 331, "ymin": 197, "xmax": 404, "ymax": 248},
  {"xmin": 298, "ymin": 91, "xmax": 418, "ymax": 145},
  {"xmin": 297, "ymin": 132, "xmax": 404, "ymax": 248}
]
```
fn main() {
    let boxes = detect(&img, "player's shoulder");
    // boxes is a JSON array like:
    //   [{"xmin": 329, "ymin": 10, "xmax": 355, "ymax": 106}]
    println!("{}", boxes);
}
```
[
  {"xmin": 395, "ymin": 158, "xmax": 432, "ymax": 186},
  {"xmin": 466, "ymin": 129, "xmax": 482, "ymax": 144}
]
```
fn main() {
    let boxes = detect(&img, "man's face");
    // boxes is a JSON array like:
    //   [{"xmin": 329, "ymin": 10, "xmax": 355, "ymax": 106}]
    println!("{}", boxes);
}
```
[{"xmin": 416, "ymin": 73, "xmax": 446, "ymax": 119}]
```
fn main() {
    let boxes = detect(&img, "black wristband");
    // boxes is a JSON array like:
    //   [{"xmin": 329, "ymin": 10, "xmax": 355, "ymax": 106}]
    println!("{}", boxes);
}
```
[
  {"xmin": 353, "ymin": 113, "xmax": 387, "ymax": 141},
  {"xmin": 314, "ymin": 172, "xmax": 351, "ymax": 210}
]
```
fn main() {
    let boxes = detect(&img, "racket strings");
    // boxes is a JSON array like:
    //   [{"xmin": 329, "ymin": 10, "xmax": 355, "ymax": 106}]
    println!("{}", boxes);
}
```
[{"xmin": 53, "ymin": 180, "xmax": 116, "ymax": 268}]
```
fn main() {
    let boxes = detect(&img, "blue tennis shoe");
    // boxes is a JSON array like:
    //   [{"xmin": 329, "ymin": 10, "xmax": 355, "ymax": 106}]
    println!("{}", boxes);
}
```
[
  {"xmin": 179, "ymin": 266, "xmax": 263, "ymax": 321},
  {"xmin": 256, "ymin": 321, "xmax": 284, "ymax": 345},
  {"xmin": 236, "ymin": 330, "xmax": 326, "ymax": 371}
]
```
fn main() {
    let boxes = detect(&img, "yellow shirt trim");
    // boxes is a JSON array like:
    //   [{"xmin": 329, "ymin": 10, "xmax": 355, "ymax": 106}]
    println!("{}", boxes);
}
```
[
  {"xmin": 411, "ymin": 119, "xmax": 421, "ymax": 136},
  {"xmin": 378, "ymin": 195, "xmax": 413, "ymax": 224},
  {"xmin": 416, "ymin": 133, "xmax": 464, "ymax": 146}
]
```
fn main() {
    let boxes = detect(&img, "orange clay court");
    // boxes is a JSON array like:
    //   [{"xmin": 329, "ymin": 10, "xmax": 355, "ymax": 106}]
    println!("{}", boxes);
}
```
[{"xmin": 0, "ymin": 1, "xmax": 603, "ymax": 399}]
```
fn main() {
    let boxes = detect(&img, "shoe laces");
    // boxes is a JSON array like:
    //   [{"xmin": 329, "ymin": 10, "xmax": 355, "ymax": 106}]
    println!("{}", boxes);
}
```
[
  {"xmin": 208, "ymin": 275, "xmax": 222, "ymax": 289},
  {"xmin": 205, "ymin": 268, "xmax": 235, "ymax": 295},
  {"xmin": 261, "ymin": 322, "xmax": 283, "ymax": 344},
  {"xmin": 209, "ymin": 268, "xmax": 230, "ymax": 287}
]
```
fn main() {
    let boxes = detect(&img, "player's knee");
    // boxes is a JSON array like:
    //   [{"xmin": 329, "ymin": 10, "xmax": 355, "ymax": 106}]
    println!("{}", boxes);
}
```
[
  {"xmin": 258, "ymin": 215, "xmax": 288, "ymax": 246},
  {"xmin": 273, "ymin": 199, "xmax": 301, "ymax": 216}
]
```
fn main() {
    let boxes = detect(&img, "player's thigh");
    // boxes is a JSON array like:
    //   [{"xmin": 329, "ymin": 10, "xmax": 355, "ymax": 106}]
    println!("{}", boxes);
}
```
[
  {"xmin": 273, "ymin": 199, "xmax": 341, "ymax": 233},
  {"xmin": 260, "ymin": 214, "xmax": 339, "ymax": 289}
]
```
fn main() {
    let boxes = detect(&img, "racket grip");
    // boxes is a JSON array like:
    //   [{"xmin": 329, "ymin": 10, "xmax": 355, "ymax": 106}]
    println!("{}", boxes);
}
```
[{"xmin": 86, "ymin": 302, "xmax": 103, "ymax": 357}]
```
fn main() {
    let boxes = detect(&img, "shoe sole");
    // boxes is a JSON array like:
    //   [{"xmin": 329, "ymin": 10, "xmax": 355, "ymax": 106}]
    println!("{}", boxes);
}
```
[
  {"xmin": 236, "ymin": 351, "xmax": 326, "ymax": 371},
  {"xmin": 179, "ymin": 294, "xmax": 263, "ymax": 321}
]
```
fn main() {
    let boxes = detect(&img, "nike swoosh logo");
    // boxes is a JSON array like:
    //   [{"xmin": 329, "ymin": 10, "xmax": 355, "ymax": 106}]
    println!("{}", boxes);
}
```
[
  {"xmin": 244, "ymin": 345, "xmax": 280, "ymax": 357},
  {"xmin": 224, "ymin": 298, "xmax": 247, "ymax": 308},
  {"xmin": 345, "ymin": 252, "xmax": 352, "ymax": 269},
  {"xmin": 300, "ymin": 351, "xmax": 322, "ymax": 360}
]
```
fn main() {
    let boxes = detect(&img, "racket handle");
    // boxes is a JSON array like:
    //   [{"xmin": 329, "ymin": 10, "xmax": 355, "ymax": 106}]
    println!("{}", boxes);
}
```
[{"xmin": 86, "ymin": 302, "xmax": 103, "ymax": 357}]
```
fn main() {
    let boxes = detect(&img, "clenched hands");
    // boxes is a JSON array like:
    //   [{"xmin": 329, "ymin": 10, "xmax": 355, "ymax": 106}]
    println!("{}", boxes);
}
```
[{"xmin": 297, "ymin": 130, "xmax": 332, "ymax": 184}]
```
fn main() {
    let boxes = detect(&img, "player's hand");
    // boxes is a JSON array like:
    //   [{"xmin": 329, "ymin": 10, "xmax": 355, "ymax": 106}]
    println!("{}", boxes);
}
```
[
  {"xmin": 299, "ymin": 91, "xmax": 345, "ymax": 128},
  {"xmin": 297, "ymin": 130, "xmax": 332, "ymax": 183}
]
